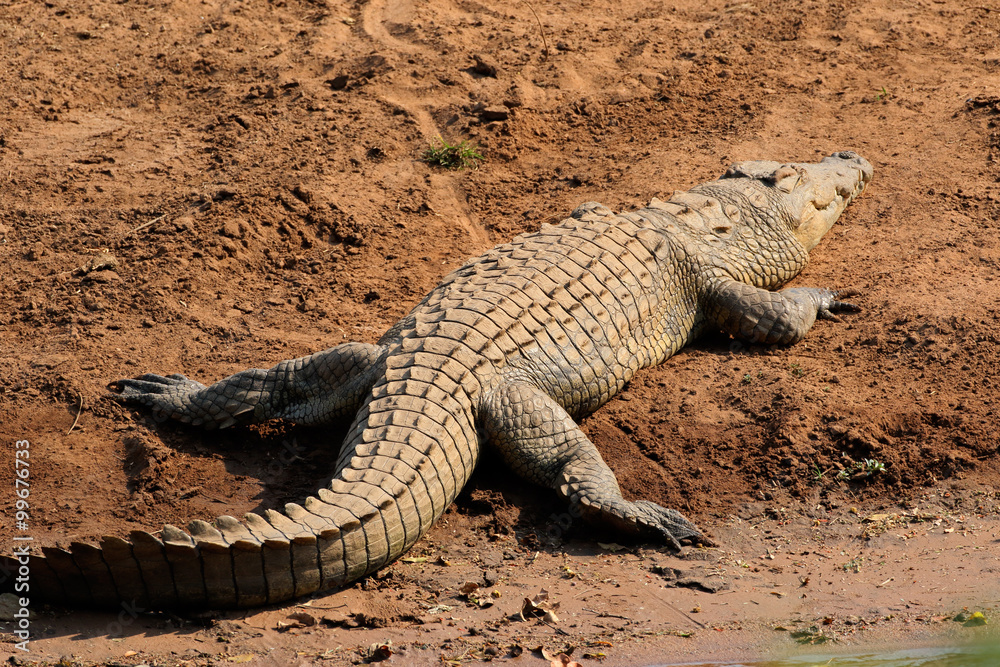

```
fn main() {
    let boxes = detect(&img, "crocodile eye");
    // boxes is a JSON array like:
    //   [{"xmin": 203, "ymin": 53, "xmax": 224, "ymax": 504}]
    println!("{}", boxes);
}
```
[{"xmin": 770, "ymin": 165, "xmax": 800, "ymax": 193}]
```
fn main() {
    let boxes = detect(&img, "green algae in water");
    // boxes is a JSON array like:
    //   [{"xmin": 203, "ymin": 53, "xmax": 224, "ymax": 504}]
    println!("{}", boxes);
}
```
[{"xmin": 659, "ymin": 643, "xmax": 1000, "ymax": 667}]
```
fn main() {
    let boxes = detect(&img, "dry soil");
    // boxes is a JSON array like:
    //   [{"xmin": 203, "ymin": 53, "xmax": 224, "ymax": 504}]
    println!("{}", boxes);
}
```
[{"xmin": 2, "ymin": 0, "xmax": 1000, "ymax": 665}]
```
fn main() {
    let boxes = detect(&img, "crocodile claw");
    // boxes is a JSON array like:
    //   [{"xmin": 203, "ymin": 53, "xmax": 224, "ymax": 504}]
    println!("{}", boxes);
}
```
[
  {"xmin": 816, "ymin": 288, "xmax": 861, "ymax": 322},
  {"xmin": 633, "ymin": 500, "xmax": 716, "ymax": 549},
  {"xmin": 111, "ymin": 373, "xmax": 207, "ymax": 399}
]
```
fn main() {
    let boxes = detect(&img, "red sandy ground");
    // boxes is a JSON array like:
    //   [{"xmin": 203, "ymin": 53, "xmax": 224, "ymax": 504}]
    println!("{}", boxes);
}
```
[{"xmin": 1, "ymin": 0, "xmax": 999, "ymax": 664}]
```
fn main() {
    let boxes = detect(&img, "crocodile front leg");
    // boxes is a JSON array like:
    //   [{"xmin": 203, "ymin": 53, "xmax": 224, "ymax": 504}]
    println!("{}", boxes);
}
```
[
  {"xmin": 114, "ymin": 342, "xmax": 385, "ymax": 428},
  {"xmin": 481, "ymin": 381, "xmax": 711, "ymax": 549},
  {"xmin": 704, "ymin": 278, "xmax": 859, "ymax": 346}
]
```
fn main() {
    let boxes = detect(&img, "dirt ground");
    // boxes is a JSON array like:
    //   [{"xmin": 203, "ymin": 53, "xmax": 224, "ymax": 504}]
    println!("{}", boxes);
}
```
[{"xmin": 2, "ymin": 0, "xmax": 1000, "ymax": 665}]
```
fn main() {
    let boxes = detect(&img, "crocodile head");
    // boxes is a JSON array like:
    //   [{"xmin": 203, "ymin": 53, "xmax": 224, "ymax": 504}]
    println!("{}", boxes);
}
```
[{"xmin": 724, "ymin": 151, "xmax": 873, "ymax": 250}]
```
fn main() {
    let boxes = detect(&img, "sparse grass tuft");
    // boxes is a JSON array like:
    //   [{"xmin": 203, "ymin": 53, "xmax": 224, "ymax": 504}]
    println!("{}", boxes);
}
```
[
  {"xmin": 422, "ymin": 137, "xmax": 483, "ymax": 170},
  {"xmin": 837, "ymin": 458, "xmax": 886, "ymax": 481}
]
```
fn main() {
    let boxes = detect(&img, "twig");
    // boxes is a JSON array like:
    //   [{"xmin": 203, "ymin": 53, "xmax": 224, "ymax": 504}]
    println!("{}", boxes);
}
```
[
  {"xmin": 538, "ymin": 616, "xmax": 570, "ymax": 636},
  {"xmin": 295, "ymin": 602, "xmax": 348, "ymax": 610},
  {"xmin": 67, "ymin": 391, "xmax": 84, "ymax": 434},
  {"xmin": 122, "ymin": 201, "xmax": 211, "ymax": 240},
  {"xmin": 519, "ymin": 1, "xmax": 550, "ymax": 60},
  {"xmin": 597, "ymin": 611, "xmax": 631, "ymax": 620},
  {"xmin": 664, "ymin": 601, "xmax": 707, "ymax": 629},
  {"xmin": 126, "ymin": 212, "xmax": 168, "ymax": 237},
  {"xmin": 584, "ymin": 607, "xmax": 632, "ymax": 621}
]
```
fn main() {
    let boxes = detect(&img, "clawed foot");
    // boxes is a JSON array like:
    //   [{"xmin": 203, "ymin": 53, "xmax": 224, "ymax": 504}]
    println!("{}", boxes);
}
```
[
  {"xmin": 631, "ymin": 500, "xmax": 717, "ymax": 550},
  {"xmin": 815, "ymin": 288, "xmax": 861, "ymax": 322},
  {"xmin": 111, "ymin": 373, "xmax": 207, "ymax": 401},
  {"xmin": 110, "ymin": 373, "xmax": 225, "ymax": 427},
  {"xmin": 581, "ymin": 497, "xmax": 715, "ymax": 551}
]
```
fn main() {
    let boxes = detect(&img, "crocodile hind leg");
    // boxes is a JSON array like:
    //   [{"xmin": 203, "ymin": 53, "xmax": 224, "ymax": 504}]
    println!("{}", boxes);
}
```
[
  {"xmin": 481, "ymin": 381, "xmax": 711, "ymax": 549},
  {"xmin": 114, "ymin": 342, "xmax": 386, "ymax": 429}
]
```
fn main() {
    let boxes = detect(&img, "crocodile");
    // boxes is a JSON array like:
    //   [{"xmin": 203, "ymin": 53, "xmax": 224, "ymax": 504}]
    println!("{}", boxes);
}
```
[{"xmin": 5, "ymin": 151, "xmax": 872, "ymax": 610}]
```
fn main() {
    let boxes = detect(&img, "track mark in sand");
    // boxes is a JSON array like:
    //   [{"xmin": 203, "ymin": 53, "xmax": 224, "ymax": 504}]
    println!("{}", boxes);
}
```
[
  {"xmin": 362, "ymin": 0, "xmax": 490, "ymax": 250},
  {"xmin": 361, "ymin": 0, "xmax": 423, "ymax": 59},
  {"xmin": 400, "ymin": 101, "xmax": 490, "ymax": 250}
]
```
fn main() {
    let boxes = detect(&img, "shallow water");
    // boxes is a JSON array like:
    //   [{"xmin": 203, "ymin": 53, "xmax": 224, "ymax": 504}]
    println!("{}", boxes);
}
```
[{"xmin": 660, "ymin": 643, "xmax": 1000, "ymax": 667}]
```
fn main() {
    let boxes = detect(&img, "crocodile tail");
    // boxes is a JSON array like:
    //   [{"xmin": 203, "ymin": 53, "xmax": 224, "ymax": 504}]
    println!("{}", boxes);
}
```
[{"xmin": 3, "ymin": 365, "xmax": 479, "ymax": 610}]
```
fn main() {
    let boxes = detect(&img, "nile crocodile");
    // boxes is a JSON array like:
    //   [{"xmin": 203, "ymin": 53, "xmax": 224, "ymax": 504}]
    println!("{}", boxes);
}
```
[{"xmin": 5, "ymin": 151, "xmax": 872, "ymax": 609}]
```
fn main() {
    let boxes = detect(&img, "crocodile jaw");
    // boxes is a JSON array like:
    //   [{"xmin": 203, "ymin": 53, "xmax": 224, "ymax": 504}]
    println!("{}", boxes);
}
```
[{"xmin": 724, "ymin": 151, "xmax": 873, "ymax": 251}]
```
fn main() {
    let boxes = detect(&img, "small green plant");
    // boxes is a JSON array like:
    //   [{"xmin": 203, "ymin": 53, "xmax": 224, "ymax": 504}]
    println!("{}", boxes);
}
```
[
  {"xmin": 742, "ymin": 373, "xmax": 753, "ymax": 385},
  {"xmin": 812, "ymin": 465, "xmax": 825, "ymax": 482},
  {"xmin": 837, "ymin": 458, "xmax": 886, "ymax": 481},
  {"xmin": 422, "ymin": 137, "xmax": 483, "ymax": 170},
  {"xmin": 841, "ymin": 555, "xmax": 864, "ymax": 573},
  {"xmin": 788, "ymin": 625, "xmax": 835, "ymax": 645},
  {"xmin": 859, "ymin": 458, "xmax": 885, "ymax": 475},
  {"xmin": 789, "ymin": 362, "xmax": 804, "ymax": 378}
]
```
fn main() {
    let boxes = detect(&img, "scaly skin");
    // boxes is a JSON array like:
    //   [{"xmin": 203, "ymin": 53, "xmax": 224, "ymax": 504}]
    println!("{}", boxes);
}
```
[{"xmin": 5, "ymin": 151, "xmax": 872, "ymax": 609}]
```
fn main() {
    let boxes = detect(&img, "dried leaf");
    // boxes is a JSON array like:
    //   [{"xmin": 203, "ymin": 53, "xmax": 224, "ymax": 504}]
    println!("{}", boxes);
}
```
[
  {"xmin": 459, "ymin": 581, "xmax": 480, "ymax": 596},
  {"xmin": 366, "ymin": 642, "xmax": 393, "ymax": 661},
  {"xmin": 401, "ymin": 556, "xmax": 427, "ymax": 563},
  {"xmin": 521, "ymin": 589, "xmax": 561, "ymax": 620}
]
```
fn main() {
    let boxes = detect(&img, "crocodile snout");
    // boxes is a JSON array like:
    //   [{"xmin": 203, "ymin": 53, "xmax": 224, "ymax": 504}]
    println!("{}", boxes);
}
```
[{"xmin": 827, "ymin": 151, "xmax": 874, "ymax": 197}]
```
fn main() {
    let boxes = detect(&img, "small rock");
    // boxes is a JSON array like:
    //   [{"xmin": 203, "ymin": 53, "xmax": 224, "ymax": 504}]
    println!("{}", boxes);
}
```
[
  {"xmin": 26, "ymin": 242, "xmax": 45, "ymax": 261},
  {"xmin": 327, "ymin": 74, "xmax": 349, "ymax": 90},
  {"xmin": 83, "ymin": 269, "xmax": 121, "ymax": 283},
  {"xmin": 80, "ymin": 250, "xmax": 119, "ymax": 273},
  {"xmin": 220, "ymin": 220, "xmax": 241, "ymax": 238},
  {"xmin": 481, "ymin": 105, "xmax": 509, "ymax": 121}
]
